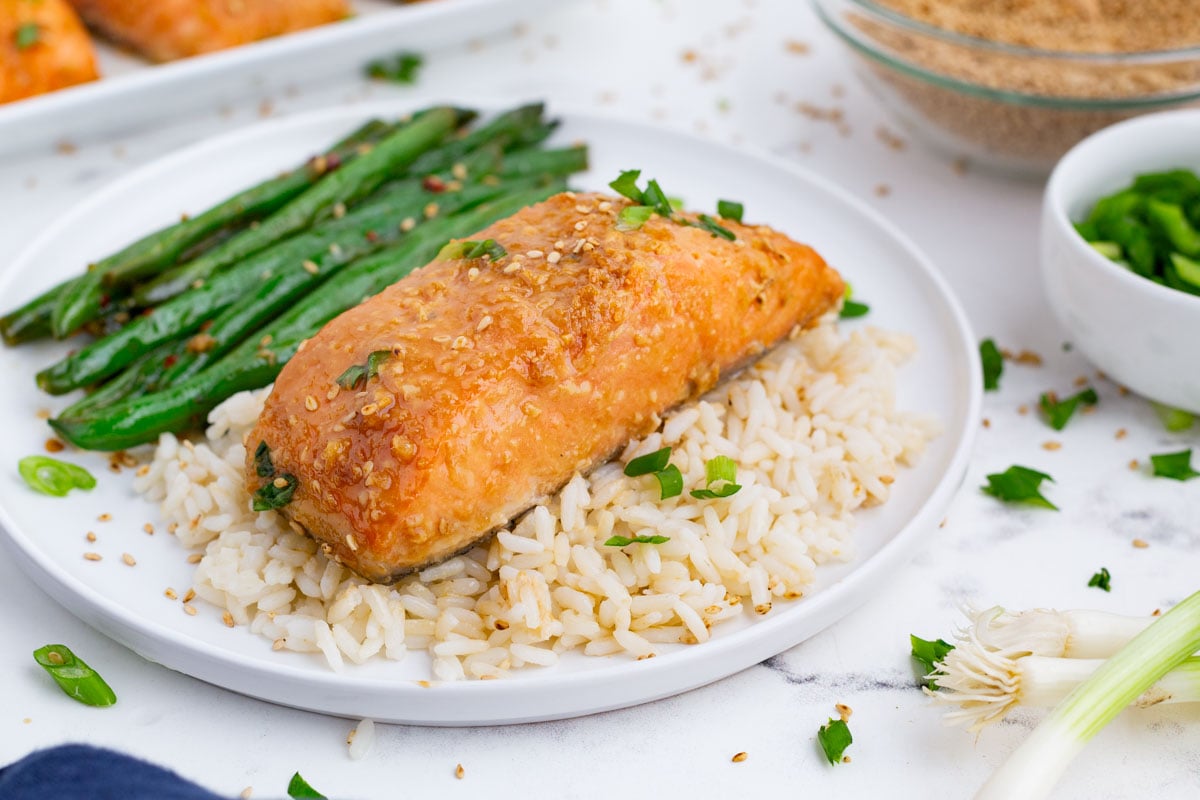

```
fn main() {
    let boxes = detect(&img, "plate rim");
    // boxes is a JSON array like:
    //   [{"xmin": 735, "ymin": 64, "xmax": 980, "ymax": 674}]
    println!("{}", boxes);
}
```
[{"xmin": 0, "ymin": 99, "xmax": 981, "ymax": 723}]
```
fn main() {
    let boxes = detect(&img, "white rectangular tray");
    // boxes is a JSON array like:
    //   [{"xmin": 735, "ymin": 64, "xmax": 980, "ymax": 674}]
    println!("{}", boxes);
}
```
[{"xmin": 0, "ymin": 0, "xmax": 552, "ymax": 156}]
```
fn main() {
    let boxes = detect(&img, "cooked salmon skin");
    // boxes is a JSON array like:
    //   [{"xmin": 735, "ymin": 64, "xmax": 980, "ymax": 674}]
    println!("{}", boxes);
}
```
[{"xmin": 247, "ymin": 191, "xmax": 845, "ymax": 583}]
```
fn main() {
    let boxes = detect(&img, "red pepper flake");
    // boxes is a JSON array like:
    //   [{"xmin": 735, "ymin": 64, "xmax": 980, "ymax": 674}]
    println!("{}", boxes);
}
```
[
  {"xmin": 99, "ymin": 294, "xmax": 111, "ymax": 309},
  {"xmin": 163, "ymin": 354, "xmax": 178, "ymax": 368},
  {"xmin": 325, "ymin": 153, "xmax": 341, "ymax": 172},
  {"xmin": 422, "ymin": 175, "xmax": 447, "ymax": 193},
  {"xmin": 365, "ymin": 230, "xmax": 379, "ymax": 243}
]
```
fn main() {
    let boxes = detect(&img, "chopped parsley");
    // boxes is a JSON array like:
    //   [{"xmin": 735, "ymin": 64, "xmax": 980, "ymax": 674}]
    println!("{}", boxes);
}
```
[
  {"xmin": 1088, "ymin": 567, "xmax": 1112, "ymax": 592},
  {"xmin": 690, "ymin": 455, "xmax": 741, "ymax": 499},
  {"xmin": 439, "ymin": 238, "xmax": 507, "ymax": 262},
  {"xmin": 254, "ymin": 441, "xmax": 275, "ymax": 478},
  {"xmin": 604, "ymin": 534, "xmax": 670, "ymax": 547},
  {"xmin": 717, "ymin": 199, "xmax": 744, "ymax": 223},
  {"xmin": 1150, "ymin": 449, "xmax": 1200, "ymax": 481},
  {"xmin": 980, "ymin": 338, "xmax": 1003, "ymax": 391},
  {"xmin": 14, "ymin": 22, "xmax": 40, "ymax": 50},
  {"xmin": 910, "ymin": 634, "xmax": 955, "ymax": 689},
  {"xmin": 817, "ymin": 718, "xmax": 853, "ymax": 765},
  {"xmin": 839, "ymin": 283, "xmax": 869, "ymax": 319},
  {"xmin": 336, "ymin": 349, "xmax": 393, "ymax": 390},
  {"xmin": 33, "ymin": 644, "xmax": 116, "ymax": 707},
  {"xmin": 18, "ymin": 456, "xmax": 96, "ymax": 498},
  {"xmin": 365, "ymin": 52, "xmax": 423, "ymax": 84},
  {"xmin": 608, "ymin": 170, "xmax": 736, "ymax": 239},
  {"xmin": 981, "ymin": 465, "xmax": 1058, "ymax": 510},
  {"xmin": 1039, "ymin": 387, "xmax": 1098, "ymax": 431},
  {"xmin": 287, "ymin": 772, "xmax": 327, "ymax": 799},
  {"xmin": 253, "ymin": 474, "xmax": 299, "ymax": 512}
]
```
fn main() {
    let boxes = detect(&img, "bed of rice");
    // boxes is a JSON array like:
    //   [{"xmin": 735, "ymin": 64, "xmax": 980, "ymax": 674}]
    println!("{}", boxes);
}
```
[{"xmin": 133, "ymin": 318, "xmax": 936, "ymax": 680}]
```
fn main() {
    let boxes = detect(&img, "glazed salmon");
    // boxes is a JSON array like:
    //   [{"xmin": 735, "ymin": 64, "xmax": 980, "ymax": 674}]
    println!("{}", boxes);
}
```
[
  {"xmin": 0, "ymin": 0, "xmax": 97, "ymax": 104},
  {"xmin": 247, "ymin": 191, "xmax": 844, "ymax": 583},
  {"xmin": 66, "ymin": 0, "xmax": 348, "ymax": 62}
]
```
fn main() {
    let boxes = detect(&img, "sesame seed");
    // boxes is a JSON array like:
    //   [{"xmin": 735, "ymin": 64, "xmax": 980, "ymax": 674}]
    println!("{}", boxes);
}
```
[
  {"xmin": 477, "ymin": 315, "xmax": 493, "ymax": 332},
  {"xmin": 332, "ymin": 202, "xmax": 346, "ymax": 219},
  {"xmin": 361, "ymin": 403, "xmax": 378, "ymax": 416},
  {"xmin": 573, "ymin": 221, "xmax": 587, "ymax": 231},
  {"xmin": 305, "ymin": 395, "xmax": 319, "ymax": 411},
  {"xmin": 86, "ymin": 531, "xmax": 96, "ymax": 542},
  {"xmin": 223, "ymin": 612, "xmax": 235, "ymax": 627},
  {"xmin": 451, "ymin": 163, "xmax": 468, "ymax": 180},
  {"xmin": 46, "ymin": 650, "xmax": 64, "ymax": 665},
  {"xmin": 598, "ymin": 201, "xmax": 613, "ymax": 212},
  {"xmin": 546, "ymin": 251, "xmax": 562, "ymax": 264},
  {"xmin": 182, "ymin": 588, "xmax": 196, "ymax": 603},
  {"xmin": 184, "ymin": 604, "xmax": 197, "ymax": 616},
  {"xmin": 423, "ymin": 202, "xmax": 439, "ymax": 219},
  {"xmin": 1133, "ymin": 538, "xmax": 1150, "ymax": 548},
  {"xmin": 836, "ymin": 703, "xmax": 853, "ymax": 720},
  {"xmin": 1115, "ymin": 428, "xmax": 1128, "ymax": 439},
  {"xmin": 525, "ymin": 249, "xmax": 544, "ymax": 259},
  {"xmin": 191, "ymin": 279, "xmax": 204, "ymax": 290},
  {"xmin": 879, "ymin": 475, "xmax": 895, "ymax": 484},
  {"xmin": 44, "ymin": 438, "xmax": 64, "ymax": 453},
  {"xmin": 345, "ymin": 535, "xmax": 358, "ymax": 552},
  {"xmin": 143, "ymin": 523, "xmax": 154, "ymax": 535},
  {"xmin": 981, "ymin": 418, "xmax": 991, "ymax": 428},
  {"xmin": 165, "ymin": 588, "xmax": 178, "ymax": 600},
  {"xmin": 303, "ymin": 260, "xmax": 319, "ymax": 274},
  {"xmin": 455, "ymin": 764, "xmax": 465, "ymax": 780},
  {"xmin": 400, "ymin": 217, "xmax": 416, "ymax": 232},
  {"xmin": 467, "ymin": 266, "xmax": 480, "ymax": 281},
  {"xmin": 1042, "ymin": 441, "xmax": 1062, "ymax": 451},
  {"xmin": 1017, "ymin": 405, "xmax": 1029, "ymax": 415},
  {"xmin": 84, "ymin": 552, "xmax": 102, "ymax": 561},
  {"xmin": 1129, "ymin": 459, "xmax": 1140, "ymax": 470},
  {"xmin": 754, "ymin": 603, "xmax": 772, "ymax": 615},
  {"xmin": 731, "ymin": 752, "xmax": 748, "ymax": 763},
  {"xmin": 273, "ymin": 477, "xmax": 289, "ymax": 488},
  {"xmin": 122, "ymin": 553, "xmax": 136, "ymax": 567},
  {"xmin": 97, "ymin": 513, "xmax": 112, "ymax": 522},
  {"xmin": 187, "ymin": 553, "xmax": 203, "ymax": 564}
]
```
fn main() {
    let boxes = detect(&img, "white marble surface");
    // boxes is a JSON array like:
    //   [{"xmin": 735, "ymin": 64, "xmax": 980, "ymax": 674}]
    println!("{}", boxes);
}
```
[{"xmin": 2, "ymin": 1, "xmax": 1199, "ymax": 797}]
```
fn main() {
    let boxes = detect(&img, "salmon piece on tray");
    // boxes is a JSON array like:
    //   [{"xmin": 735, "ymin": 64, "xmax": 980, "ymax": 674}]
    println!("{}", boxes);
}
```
[
  {"xmin": 1, "ymin": 0, "xmax": 98, "ymax": 104},
  {"xmin": 247, "ymin": 191, "xmax": 845, "ymax": 583},
  {"xmin": 66, "ymin": 0, "xmax": 349, "ymax": 62}
]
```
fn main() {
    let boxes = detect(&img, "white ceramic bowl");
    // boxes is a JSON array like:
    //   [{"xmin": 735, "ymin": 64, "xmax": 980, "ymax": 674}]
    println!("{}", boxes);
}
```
[{"xmin": 1043, "ymin": 109, "xmax": 1200, "ymax": 413}]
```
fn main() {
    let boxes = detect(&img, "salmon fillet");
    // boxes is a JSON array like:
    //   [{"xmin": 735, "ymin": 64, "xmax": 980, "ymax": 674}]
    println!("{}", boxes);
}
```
[
  {"xmin": 0, "ymin": 0, "xmax": 97, "ymax": 104},
  {"xmin": 247, "ymin": 191, "xmax": 845, "ymax": 583},
  {"xmin": 66, "ymin": 0, "xmax": 348, "ymax": 62}
]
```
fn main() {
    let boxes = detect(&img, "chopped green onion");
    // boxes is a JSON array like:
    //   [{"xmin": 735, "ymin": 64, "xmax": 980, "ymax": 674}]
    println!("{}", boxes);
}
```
[
  {"xmin": 690, "ymin": 455, "xmax": 741, "ymax": 499},
  {"xmin": 910, "ymin": 634, "xmax": 955, "ymax": 689},
  {"xmin": 654, "ymin": 464, "xmax": 684, "ymax": 499},
  {"xmin": 1087, "ymin": 568, "xmax": 1111, "ymax": 592},
  {"xmin": 254, "ymin": 441, "xmax": 275, "ymax": 478},
  {"xmin": 604, "ymin": 534, "xmax": 670, "ymax": 547},
  {"xmin": 33, "ymin": 644, "xmax": 116, "ymax": 707},
  {"xmin": 1039, "ymin": 387, "xmax": 1098, "ymax": 431},
  {"xmin": 624, "ymin": 447, "xmax": 672, "ymax": 477},
  {"xmin": 974, "ymin": 589, "xmax": 1200, "ymax": 799},
  {"xmin": 18, "ymin": 456, "xmax": 96, "ymax": 497},
  {"xmin": 717, "ymin": 199, "xmax": 744, "ymax": 223},
  {"xmin": 336, "ymin": 349, "xmax": 393, "ymax": 390},
  {"xmin": 438, "ymin": 238, "xmax": 507, "ymax": 262},
  {"xmin": 694, "ymin": 214, "xmax": 736, "ymax": 241},
  {"xmin": 641, "ymin": 179, "xmax": 674, "ymax": 218},
  {"xmin": 1150, "ymin": 449, "xmax": 1200, "ymax": 481},
  {"xmin": 253, "ymin": 474, "xmax": 299, "ymax": 511},
  {"xmin": 287, "ymin": 772, "xmax": 327, "ymax": 799},
  {"xmin": 609, "ymin": 170, "xmax": 644, "ymax": 203},
  {"xmin": 1151, "ymin": 401, "xmax": 1194, "ymax": 432},
  {"xmin": 14, "ymin": 22, "xmax": 40, "ymax": 50},
  {"xmin": 981, "ymin": 465, "xmax": 1057, "ymax": 510},
  {"xmin": 365, "ymin": 52, "xmax": 423, "ymax": 84},
  {"xmin": 839, "ymin": 283, "xmax": 869, "ymax": 319},
  {"xmin": 617, "ymin": 205, "xmax": 654, "ymax": 230},
  {"xmin": 980, "ymin": 338, "xmax": 1003, "ymax": 391},
  {"xmin": 817, "ymin": 718, "xmax": 853, "ymax": 765}
]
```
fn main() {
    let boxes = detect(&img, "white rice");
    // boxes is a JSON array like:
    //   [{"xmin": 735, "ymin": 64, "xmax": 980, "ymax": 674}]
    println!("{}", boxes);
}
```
[{"xmin": 133, "ymin": 318, "xmax": 937, "ymax": 679}]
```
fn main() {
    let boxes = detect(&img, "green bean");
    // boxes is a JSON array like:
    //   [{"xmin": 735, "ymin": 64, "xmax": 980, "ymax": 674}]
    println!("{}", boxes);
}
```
[
  {"xmin": 132, "ymin": 107, "xmax": 467, "ymax": 307},
  {"xmin": 51, "ymin": 182, "xmax": 565, "ymax": 451},
  {"xmin": 0, "ymin": 278, "xmax": 69, "ymax": 344},
  {"xmin": 48, "ymin": 119, "xmax": 395, "ymax": 339}
]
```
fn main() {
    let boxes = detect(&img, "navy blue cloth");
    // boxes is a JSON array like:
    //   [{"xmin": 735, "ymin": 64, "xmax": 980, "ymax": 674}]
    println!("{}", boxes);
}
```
[{"xmin": 0, "ymin": 744, "xmax": 232, "ymax": 800}]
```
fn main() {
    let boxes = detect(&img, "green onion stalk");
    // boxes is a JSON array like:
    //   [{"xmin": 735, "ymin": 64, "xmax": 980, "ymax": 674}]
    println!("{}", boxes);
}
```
[{"xmin": 970, "ymin": 590, "xmax": 1200, "ymax": 799}]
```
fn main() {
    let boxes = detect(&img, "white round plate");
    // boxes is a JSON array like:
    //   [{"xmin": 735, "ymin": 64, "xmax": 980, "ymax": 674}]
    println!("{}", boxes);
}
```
[{"xmin": 0, "ymin": 101, "xmax": 979, "ymax": 725}]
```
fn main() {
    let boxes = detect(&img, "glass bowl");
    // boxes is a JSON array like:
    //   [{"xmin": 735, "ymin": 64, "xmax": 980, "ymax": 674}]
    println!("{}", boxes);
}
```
[{"xmin": 812, "ymin": 0, "xmax": 1200, "ymax": 176}]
